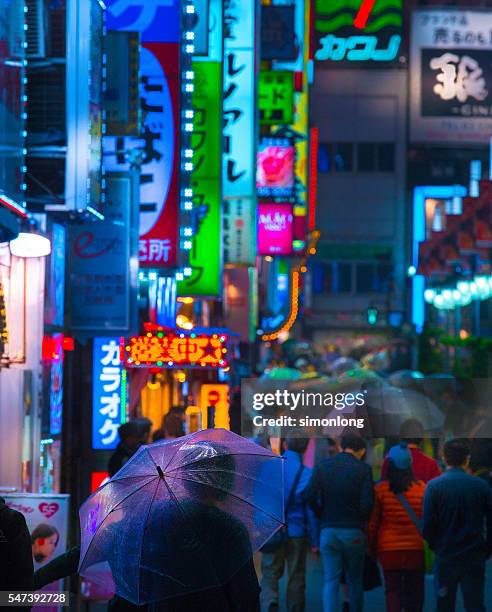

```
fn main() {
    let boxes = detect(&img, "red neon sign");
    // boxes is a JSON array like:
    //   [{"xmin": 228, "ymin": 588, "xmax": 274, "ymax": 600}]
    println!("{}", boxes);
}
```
[
  {"xmin": 124, "ymin": 333, "xmax": 228, "ymax": 368},
  {"xmin": 308, "ymin": 127, "xmax": 319, "ymax": 231}
]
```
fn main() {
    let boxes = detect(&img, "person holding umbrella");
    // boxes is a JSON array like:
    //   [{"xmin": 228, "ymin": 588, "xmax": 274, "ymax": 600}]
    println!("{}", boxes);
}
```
[{"xmin": 37, "ymin": 430, "xmax": 284, "ymax": 611}]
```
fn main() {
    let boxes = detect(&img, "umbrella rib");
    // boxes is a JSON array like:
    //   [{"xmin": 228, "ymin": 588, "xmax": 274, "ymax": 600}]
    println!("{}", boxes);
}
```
[
  {"xmin": 169, "ymin": 473, "xmax": 284, "ymax": 526},
  {"xmin": 79, "ymin": 476, "xmax": 157, "ymax": 572}
]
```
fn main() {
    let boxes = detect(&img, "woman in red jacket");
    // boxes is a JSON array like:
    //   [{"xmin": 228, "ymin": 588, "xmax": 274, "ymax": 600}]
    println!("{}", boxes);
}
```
[{"xmin": 369, "ymin": 443, "xmax": 426, "ymax": 612}]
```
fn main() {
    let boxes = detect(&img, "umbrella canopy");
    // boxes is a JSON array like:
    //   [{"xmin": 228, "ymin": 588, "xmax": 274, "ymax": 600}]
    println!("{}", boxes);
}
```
[
  {"xmin": 364, "ymin": 385, "xmax": 445, "ymax": 436},
  {"xmin": 79, "ymin": 429, "xmax": 284, "ymax": 605},
  {"xmin": 262, "ymin": 366, "xmax": 301, "ymax": 380},
  {"xmin": 338, "ymin": 368, "xmax": 381, "ymax": 383},
  {"xmin": 330, "ymin": 357, "xmax": 359, "ymax": 376},
  {"xmin": 389, "ymin": 370, "xmax": 425, "ymax": 392}
]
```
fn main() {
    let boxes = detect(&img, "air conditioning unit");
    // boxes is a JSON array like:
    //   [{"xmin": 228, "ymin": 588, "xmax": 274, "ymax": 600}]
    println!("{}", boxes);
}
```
[{"xmin": 26, "ymin": 0, "xmax": 46, "ymax": 58}]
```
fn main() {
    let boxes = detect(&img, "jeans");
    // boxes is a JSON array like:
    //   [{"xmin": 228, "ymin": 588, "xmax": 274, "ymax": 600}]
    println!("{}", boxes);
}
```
[
  {"xmin": 320, "ymin": 527, "xmax": 366, "ymax": 612},
  {"xmin": 383, "ymin": 569, "xmax": 424, "ymax": 612},
  {"xmin": 260, "ymin": 537, "xmax": 308, "ymax": 612},
  {"xmin": 434, "ymin": 555, "xmax": 486, "ymax": 612}
]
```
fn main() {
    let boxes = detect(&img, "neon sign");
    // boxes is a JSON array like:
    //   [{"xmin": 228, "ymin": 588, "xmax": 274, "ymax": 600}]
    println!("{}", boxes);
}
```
[
  {"xmin": 314, "ymin": 0, "xmax": 402, "ymax": 65},
  {"xmin": 124, "ymin": 333, "xmax": 228, "ymax": 368},
  {"xmin": 316, "ymin": 34, "xmax": 401, "ymax": 62}
]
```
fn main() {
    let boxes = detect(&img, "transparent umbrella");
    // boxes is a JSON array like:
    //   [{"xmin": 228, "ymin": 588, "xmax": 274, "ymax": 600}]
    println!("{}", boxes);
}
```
[{"xmin": 78, "ymin": 429, "xmax": 284, "ymax": 605}]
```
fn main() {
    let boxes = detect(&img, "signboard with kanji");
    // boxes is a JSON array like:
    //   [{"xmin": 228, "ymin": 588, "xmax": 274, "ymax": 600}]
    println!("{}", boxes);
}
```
[
  {"xmin": 259, "ymin": 71, "xmax": 294, "ymax": 125},
  {"xmin": 124, "ymin": 333, "xmax": 229, "ymax": 368}
]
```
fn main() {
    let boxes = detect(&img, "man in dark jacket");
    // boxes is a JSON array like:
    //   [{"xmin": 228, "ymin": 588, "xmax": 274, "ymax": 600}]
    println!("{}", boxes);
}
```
[
  {"xmin": 306, "ymin": 432, "xmax": 374, "ymax": 612},
  {"xmin": 108, "ymin": 421, "xmax": 143, "ymax": 477},
  {"xmin": 0, "ymin": 496, "xmax": 34, "ymax": 608},
  {"xmin": 423, "ymin": 438, "xmax": 492, "ymax": 611}
]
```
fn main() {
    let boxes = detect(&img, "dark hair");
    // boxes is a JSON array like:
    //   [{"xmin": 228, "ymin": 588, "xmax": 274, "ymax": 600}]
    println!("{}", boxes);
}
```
[
  {"xmin": 163, "ymin": 412, "xmax": 185, "ymax": 438},
  {"xmin": 132, "ymin": 417, "xmax": 152, "ymax": 436},
  {"xmin": 444, "ymin": 438, "xmax": 470, "ymax": 467},
  {"xmin": 387, "ymin": 458, "xmax": 416, "ymax": 494},
  {"xmin": 152, "ymin": 429, "xmax": 165, "ymax": 442},
  {"xmin": 31, "ymin": 523, "xmax": 59, "ymax": 545},
  {"xmin": 399, "ymin": 418, "xmax": 424, "ymax": 445},
  {"xmin": 340, "ymin": 432, "xmax": 367, "ymax": 453},
  {"xmin": 118, "ymin": 421, "xmax": 141, "ymax": 441},
  {"xmin": 182, "ymin": 443, "xmax": 235, "ymax": 501},
  {"xmin": 285, "ymin": 438, "xmax": 309, "ymax": 455}
]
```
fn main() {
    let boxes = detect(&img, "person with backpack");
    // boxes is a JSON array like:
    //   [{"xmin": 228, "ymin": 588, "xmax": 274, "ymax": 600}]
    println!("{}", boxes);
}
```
[
  {"xmin": 423, "ymin": 438, "xmax": 492, "ymax": 611},
  {"xmin": 260, "ymin": 438, "xmax": 316, "ymax": 612},
  {"xmin": 369, "ymin": 443, "xmax": 426, "ymax": 612}
]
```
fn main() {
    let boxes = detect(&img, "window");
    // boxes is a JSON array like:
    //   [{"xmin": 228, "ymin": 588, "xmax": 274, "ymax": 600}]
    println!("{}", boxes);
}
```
[
  {"xmin": 318, "ymin": 143, "xmax": 353, "ymax": 173},
  {"xmin": 356, "ymin": 263, "xmax": 392, "ymax": 293},
  {"xmin": 312, "ymin": 262, "xmax": 352, "ymax": 293},
  {"xmin": 357, "ymin": 143, "xmax": 395, "ymax": 172}
]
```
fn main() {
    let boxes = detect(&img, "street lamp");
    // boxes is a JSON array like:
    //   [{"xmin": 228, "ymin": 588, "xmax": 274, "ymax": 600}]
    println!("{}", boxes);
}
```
[{"xmin": 9, "ymin": 232, "xmax": 51, "ymax": 258}]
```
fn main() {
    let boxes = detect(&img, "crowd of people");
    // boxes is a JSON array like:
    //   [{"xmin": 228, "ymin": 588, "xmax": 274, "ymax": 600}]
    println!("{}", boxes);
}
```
[
  {"xmin": 264, "ymin": 425, "xmax": 492, "ymax": 612},
  {"xmin": 2, "ymin": 415, "xmax": 492, "ymax": 612}
]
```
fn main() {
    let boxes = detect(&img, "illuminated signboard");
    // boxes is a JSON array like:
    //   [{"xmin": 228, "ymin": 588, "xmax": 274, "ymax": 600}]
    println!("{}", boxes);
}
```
[
  {"xmin": 410, "ymin": 10, "xmax": 492, "ymax": 144},
  {"xmin": 257, "ymin": 138, "xmax": 295, "ymax": 198},
  {"xmin": 125, "ymin": 333, "xmax": 228, "ymax": 368},
  {"xmin": 258, "ymin": 203, "xmax": 294, "ymax": 256},
  {"xmin": 104, "ymin": 0, "xmax": 180, "ymax": 267},
  {"xmin": 314, "ymin": 0, "xmax": 403, "ymax": 65},
  {"xmin": 259, "ymin": 71, "xmax": 294, "ymax": 125},
  {"xmin": 92, "ymin": 337, "xmax": 126, "ymax": 450}
]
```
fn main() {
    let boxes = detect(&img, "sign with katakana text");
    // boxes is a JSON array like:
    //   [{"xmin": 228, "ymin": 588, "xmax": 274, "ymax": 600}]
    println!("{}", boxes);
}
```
[
  {"xmin": 411, "ymin": 10, "xmax": 492, "ymax": 144},
  {"xmin": 223, "ymin": 0, "xmax": 257, "ymax": 199},
  {"xmin": 125, "ymin": 333, "xmax": 228, "ymax": 368},
  {"xmin": 92, "ymin": 337, "xmax": 126, "ymax": 450},
  {"xmin": 259, "ymin": 71, "xmax": 294, "ymax": 125}
]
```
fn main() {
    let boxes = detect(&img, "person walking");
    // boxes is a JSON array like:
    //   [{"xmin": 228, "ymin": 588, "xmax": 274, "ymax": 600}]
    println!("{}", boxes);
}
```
[
  {"xmin": 423, "ymin": 438, "xmax": 492, "ymax": 611},
  {"xmin": 307, "ymin": 432, "xmax": 374, "ymax": 612},
  {"xmin": 108, "ymin": 421, "xmax": 144, "ymax": 477},
  {"xmin": 369, "ymin": 443, "xmax": 426, "ymax": 612},
  {"xmin": 381, "ymin": 419, "xmax": 440, "ymax": 483},
  {"xmin": 260, "ymin": 438, "xmax": 317, "ymax": 612}
]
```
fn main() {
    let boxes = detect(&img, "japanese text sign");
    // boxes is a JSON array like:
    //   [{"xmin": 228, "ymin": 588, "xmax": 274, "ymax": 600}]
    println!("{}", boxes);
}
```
[
  {"xmin": 104, "ymin": 0, "xmax": 180, "ymax": 266},
  {"xmin": 92, "ymin": 337, "xmax": 125, "ymax": 450},
  {"xmin": 258, "ymin": 203, "xmax": 294, "ymax": 256},
  {"xmin": 259, "ymin": 71, "xmax": 294, "ymax": 125},
  {"xmin": 314, "ymin": 0, "xmax": 403, "ymax": 65},
  {"xmin": 410, "ymin": 10, "xmax": 492, "ymax": 144},
  {"xmin": 125, "ymin": 333, "xmax": 228, "ymax": 368}
]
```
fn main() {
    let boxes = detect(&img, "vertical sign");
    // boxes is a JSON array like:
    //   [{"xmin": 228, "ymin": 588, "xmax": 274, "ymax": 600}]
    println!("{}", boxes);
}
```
[
  {"xmin": 222, "ymin": 0, "xmax": 258, "ymax": 264},
  {"xmin": 178, "ymin": 0, "xmax": 223, "ymax": 296},
  {"xmin": 49, "ymin": 334, "xmax": 64, "ymax": 435},
  {"xmin": 104, "ymin": 0, "xmax": 180, "ymax": 267},
  {"xmin": 92, "ymin": 337, "xmax": 125, "ymax": 450},
  {"xmin": 69, "ymin": 173, "xmax": 138, "ymax": 332}
]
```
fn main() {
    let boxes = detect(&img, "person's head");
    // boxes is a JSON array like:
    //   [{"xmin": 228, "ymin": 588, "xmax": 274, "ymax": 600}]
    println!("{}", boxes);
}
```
[
  {"xmin": 152, "ymin": 429, "xmax": 165, "ymax": 443},
  {"xmin": 132, "ymin": 417, "xmax": 153, "ymax": 444},
  {"xmin": 399, "ymin": 418, "xmax": 424, "ymax": 446},
  {"xmin": 340, "ymin": 432, "xmax": 367, "ymax": 460},
  {"xmin": 443, "ymin": 438, "xmax": 471, "ymax": 469},
  {"xmin": 163, "ymin": 412, "xmax": 185, "ymax": 439},
  {"xmin": 283, "ymin": 437, "xmax": 309, "ymax": 455},
  {"xmin": 180, "ymin": 442, "xmax": 235, "ymax": 503},
  {"xmin": 386, "ymin": 442, "xmax": 416, "ymax": 494},
  {"xmin": 31, "ymin": 524, "xmax": 60, "ymax": 563},
  {"xmin": 118, "ymin": 421, "xmax": 142, "ymax": 452}
]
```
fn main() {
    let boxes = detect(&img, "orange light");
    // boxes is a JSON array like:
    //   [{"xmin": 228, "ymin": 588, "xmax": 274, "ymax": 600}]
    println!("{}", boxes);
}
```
[{"xmin": 262, "ymin": 271, "xmax": 300, "ymax": 341}]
